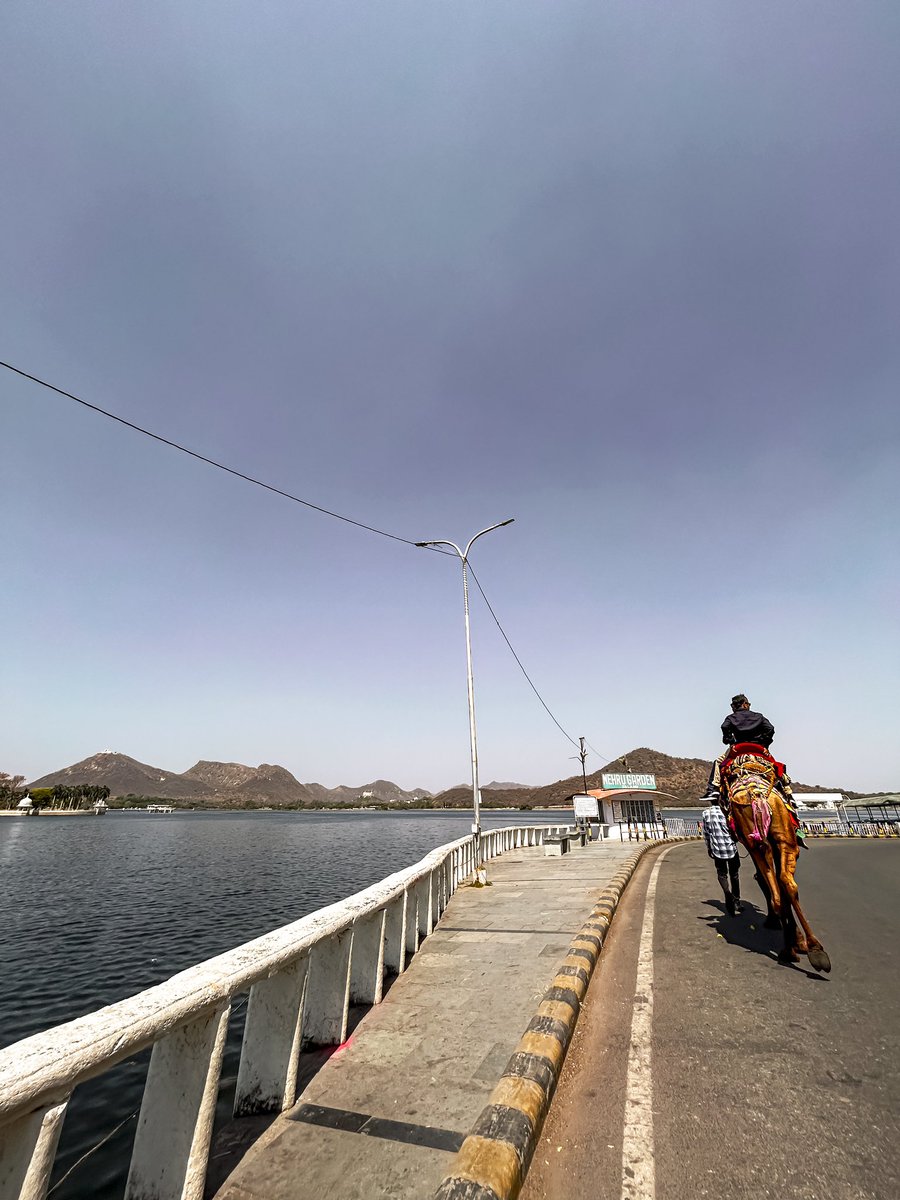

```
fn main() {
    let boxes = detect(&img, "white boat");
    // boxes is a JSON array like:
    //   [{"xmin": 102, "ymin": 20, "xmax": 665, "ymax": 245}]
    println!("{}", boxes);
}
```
[{"xmin": 145, "ymin": 804, "xmax": 175, "ymax": 814}]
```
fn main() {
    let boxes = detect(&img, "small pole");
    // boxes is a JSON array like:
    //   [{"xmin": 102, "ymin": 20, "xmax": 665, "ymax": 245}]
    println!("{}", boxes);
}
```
[{"xmin": 579, "ymin": 736, "xmax": 589, "ymax": 796}]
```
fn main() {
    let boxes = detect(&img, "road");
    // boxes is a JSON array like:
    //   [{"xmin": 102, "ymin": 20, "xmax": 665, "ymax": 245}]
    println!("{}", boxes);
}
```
[{"xmin": 521, "ymin": 840, "xmax": 900, "ymax": 1200}]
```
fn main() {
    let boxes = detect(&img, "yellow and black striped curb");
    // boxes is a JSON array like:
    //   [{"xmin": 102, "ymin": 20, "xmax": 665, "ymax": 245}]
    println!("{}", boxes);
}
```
[{"xmin": 434, "ymin": 838, "xmax": 690, "ymax": 1200}]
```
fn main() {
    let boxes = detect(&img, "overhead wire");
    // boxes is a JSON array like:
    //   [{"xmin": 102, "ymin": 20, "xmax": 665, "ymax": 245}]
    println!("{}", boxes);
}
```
[
  {"xmin": 468, "ymin": 564, "xmax": 608, "ymax": 757},
  {"xmin": 0, "ymin": 360, "xmax": 451, "ymax": 554},
  {"xmin": 4, "ymin": 358, "xmax": 616, "ymax": 763}
]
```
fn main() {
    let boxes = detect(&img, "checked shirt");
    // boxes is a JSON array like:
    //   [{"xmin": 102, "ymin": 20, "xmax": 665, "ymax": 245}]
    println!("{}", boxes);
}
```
[{"xmin": 702, "ymin": 804, "xmax": 737, "ymax": 859}]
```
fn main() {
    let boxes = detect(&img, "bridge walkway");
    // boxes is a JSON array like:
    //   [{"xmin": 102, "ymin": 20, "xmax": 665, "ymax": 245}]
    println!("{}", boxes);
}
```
[{"xmin": 209, "ymin": 840, "xmax": 638, "ymax": 1200}]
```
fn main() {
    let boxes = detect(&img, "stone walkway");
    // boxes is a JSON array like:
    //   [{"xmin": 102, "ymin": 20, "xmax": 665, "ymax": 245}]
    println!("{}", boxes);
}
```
[{"xmin": 209, "ymin": 840, "xmax": 639, "ymax": 1200}]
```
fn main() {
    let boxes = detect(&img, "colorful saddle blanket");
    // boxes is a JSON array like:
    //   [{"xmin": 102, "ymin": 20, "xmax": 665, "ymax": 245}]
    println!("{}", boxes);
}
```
[{"xmin": 722, "ymin": 746, "xmax": 780, "ymax": 845}]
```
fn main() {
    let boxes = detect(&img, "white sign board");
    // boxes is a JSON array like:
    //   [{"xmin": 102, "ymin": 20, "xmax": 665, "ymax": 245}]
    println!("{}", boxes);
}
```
[
  {"xmin": 572, "ymin": 794, "xmax": 600, "ymax": 821},
  {"xmin": 602, "ymin": 773, "xmax": 656, "ymax": 791}
]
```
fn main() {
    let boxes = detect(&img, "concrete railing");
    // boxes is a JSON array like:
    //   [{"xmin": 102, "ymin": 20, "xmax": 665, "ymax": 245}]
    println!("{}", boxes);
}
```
[{"xmin": 0, "ymin": 824, "xmax": 564, "ymax": 1200}]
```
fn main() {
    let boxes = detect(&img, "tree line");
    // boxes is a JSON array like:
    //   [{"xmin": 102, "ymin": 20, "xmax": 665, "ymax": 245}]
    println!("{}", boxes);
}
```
[
  {"xmin": 0, "ymin": 774, "xmax": 112, "ymax": 810},
  {"xmin": 30, "ymin": 784, "xmax": 112, "ymax": 809}
]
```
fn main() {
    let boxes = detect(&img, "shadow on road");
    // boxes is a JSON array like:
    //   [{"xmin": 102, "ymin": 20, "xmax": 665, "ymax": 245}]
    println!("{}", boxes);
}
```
[{"xmin": 698, "ymin": 899, "xmax": 829, "ymax": 982}]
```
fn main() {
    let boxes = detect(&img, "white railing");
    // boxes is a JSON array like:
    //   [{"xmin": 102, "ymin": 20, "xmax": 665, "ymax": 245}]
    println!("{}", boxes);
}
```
[{"xmin": 0, "ymin": 824, "xmax": 565, "ymax": 1200}]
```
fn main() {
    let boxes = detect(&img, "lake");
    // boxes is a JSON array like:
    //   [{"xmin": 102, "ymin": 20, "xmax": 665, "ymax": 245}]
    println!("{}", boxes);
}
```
[{"xmin": 0, "ymin": 808, "xmax": 576, "ymax": 1199}]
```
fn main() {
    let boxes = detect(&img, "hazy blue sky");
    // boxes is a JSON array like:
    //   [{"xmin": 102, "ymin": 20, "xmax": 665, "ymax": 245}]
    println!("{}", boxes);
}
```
[{"xmin": 3, "ymin": 2, "xmax": 898, "ymax": 793}]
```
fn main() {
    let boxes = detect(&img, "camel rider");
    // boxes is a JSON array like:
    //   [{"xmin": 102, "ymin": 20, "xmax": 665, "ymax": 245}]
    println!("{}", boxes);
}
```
[
  {"xmin": 721, "ymin": 693, "xmax": 774, "ymax": 750},
  {"xmin": 704, "ymin": 694, "xmax": 805, "ymax": 841}
]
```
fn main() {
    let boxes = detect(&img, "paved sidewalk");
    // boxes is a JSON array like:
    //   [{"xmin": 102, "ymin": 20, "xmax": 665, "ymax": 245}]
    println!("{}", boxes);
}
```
[{"xmin": 210, "ymin": 840, "xmax": 639, "ymax": 1200}]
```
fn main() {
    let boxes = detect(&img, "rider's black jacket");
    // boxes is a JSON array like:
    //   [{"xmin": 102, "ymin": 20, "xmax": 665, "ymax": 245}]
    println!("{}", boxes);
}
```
[{"xmin": 721, "ymin": 709, "xmax": 775, "ymax": 748}]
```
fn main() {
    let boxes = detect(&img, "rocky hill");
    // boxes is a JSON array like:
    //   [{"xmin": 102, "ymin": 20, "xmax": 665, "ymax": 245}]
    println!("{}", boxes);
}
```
[
  {"xmin": 28, "ymin": 752, "xmax": 430, "ymax": 808},
  {"xmin": 29, "ymin": 752, "xmax": 209, "ymax": 801}
]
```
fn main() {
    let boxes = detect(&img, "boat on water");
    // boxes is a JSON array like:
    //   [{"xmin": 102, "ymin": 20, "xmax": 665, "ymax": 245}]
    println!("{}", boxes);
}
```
[{"xmin": 145, "ymin": 804, "xmax": 175, "ymax": 814}]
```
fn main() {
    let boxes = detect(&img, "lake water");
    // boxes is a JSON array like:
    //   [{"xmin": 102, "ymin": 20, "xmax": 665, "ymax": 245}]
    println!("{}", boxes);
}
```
[{"xmin": 0, "ymin": 809, "xmax": 575, "ymax": 1199}]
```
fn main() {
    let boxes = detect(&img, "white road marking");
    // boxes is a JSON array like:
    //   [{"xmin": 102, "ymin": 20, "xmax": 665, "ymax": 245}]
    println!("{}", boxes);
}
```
[{"xmin": 620, "ymin": 846, "xmax": 673, "ymax": 1200}]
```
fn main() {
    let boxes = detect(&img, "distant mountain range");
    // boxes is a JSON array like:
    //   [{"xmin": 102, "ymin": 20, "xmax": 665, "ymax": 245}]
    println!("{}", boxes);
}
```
[
  {"xmin": 25, "ymin": 747, "xmax": 879, "ymax": 809},
  {"xmin": 28, "ymin": 752, "xmax": 432, "ymax": 808}
]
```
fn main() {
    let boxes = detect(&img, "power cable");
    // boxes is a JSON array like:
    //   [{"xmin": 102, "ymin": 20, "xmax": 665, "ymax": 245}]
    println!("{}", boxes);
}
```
[
  {"xmin": 3, "ymin": 360, "xmax": 618, "ymax": 759},
  {"xmin": 586, "ymin": 739, "xmax": 615, "ymax": 765},
  {"xmin": 467, "ymin": 565, "xmax": 617, "ymax": 767},
  {"xmin": 0, "ymin": 360, "xmax": 451, "ymax": 554},
  {"xmin": 467, "ymin": 564, "xmax": 581, "ymax": 751}
]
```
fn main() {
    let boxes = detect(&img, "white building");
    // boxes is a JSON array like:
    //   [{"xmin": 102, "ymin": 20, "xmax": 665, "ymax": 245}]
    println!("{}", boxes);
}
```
[{"xmin": 792, "ymin": 792, "xmax": 844, "ymax": 810}]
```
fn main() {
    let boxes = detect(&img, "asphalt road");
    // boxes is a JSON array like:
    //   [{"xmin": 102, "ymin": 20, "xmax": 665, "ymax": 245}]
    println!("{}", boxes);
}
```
[{"xmin": 522, "ymin": 840, "xmax": 900, "ymax": 1200}]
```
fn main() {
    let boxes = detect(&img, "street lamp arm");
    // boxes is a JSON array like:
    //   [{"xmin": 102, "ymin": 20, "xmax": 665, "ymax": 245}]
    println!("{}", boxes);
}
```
[
  {"xmin": 415, "ymin": 538, "xmax": 463, "ymax": 557},
  {"xmin": 463, "ymin": 518, "xmax": 514, "ymax": 559}
]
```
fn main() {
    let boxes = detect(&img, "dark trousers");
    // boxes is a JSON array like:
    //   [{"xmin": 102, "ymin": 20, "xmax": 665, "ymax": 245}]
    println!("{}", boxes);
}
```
[{"xmin": 713, "ymin": 854, "xmax": 740, "ymax": 899}]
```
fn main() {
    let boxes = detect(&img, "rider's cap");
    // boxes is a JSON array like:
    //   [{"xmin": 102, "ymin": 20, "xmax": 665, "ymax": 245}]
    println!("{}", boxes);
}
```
[{"xmin": 730, "ymin": 693, "xmax": 749, "ymax": 709}]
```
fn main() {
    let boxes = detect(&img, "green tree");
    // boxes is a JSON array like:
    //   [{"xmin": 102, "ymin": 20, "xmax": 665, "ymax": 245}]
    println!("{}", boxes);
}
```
[{"xmin": 1, "ymin": 772, "xmax": 26, "ymax": 808}]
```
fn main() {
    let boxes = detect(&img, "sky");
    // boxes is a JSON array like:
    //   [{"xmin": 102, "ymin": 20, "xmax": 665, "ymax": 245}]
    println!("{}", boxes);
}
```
[{"xmin": 2, "ymin": 2, "xmax": 898, "ymax": 794}]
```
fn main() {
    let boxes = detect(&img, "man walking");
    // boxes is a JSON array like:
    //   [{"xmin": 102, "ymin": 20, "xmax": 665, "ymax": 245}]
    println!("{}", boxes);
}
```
[{"xmin": 701, "ymin": 800, "xmax": 742, "ymax": 915}]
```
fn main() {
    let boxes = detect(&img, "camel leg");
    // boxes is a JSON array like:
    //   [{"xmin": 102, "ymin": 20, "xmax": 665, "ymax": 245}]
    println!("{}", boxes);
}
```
[
  {"xmin": 777, "ymin": 843, "xmax": 831, "ymax": 974},
  {"xmin": 744, "ymin": 841, "xmax": 784, "ymax": 928},
  {"xmin": 753, "ymin": 868, "xmax": 781, "ymax": 929}
]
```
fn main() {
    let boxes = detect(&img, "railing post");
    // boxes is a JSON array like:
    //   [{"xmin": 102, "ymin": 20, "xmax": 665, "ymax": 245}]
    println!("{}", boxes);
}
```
[
  {"xmin": 0, "ymin": 1100, "xmax": 68, "ymax": 1200},
  {"xmin": 302, "ymin": 929, "xmax": 353, "ymax": 1047},
  {"xmin": 349, "ymin": 910, "xmax": 386, "ymax": 1006},
  {"xmin": 125, "ymin": 1004, "xmax": 230, "ymax": 1200},
  {"xmin": 406, "ymin": 887, "xmax": 421, "ymax": 955},
  {"xmin": 417, "ymin": 872, "xmax": 434, "ymax": 938},
  {"xmin": 234, "ymin": 957, "xmax": 309, "ymax": 1116},
  {"xmin": 435, "ymin": 859, "xmax": 448, "ymax": 917},
  {"xmin": 383, "ymin": 891, "xmax": 408, "ymax": 976}
]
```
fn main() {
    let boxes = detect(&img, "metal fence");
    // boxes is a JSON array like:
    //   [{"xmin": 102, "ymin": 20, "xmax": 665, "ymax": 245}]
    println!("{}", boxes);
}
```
[
  {"xmin": 801, "ymin": 819, "xmax": 900, "ymax": 838},
  {"xmin": 662, "ymin": 815, "xmax": 900, "ymax": 840},
  {"xmin": 661, "ymin": 817, "xmax": 702, "ymax": 838}
]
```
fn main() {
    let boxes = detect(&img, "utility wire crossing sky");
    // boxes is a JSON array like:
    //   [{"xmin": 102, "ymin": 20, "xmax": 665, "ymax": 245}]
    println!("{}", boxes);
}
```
[
  {"xmin": 2, "ymin": 2, "xmax": 898, "ymax": 793},
  {"xmin": 3, "ymin": 359, "xmax": 611, "ymax": 765}
]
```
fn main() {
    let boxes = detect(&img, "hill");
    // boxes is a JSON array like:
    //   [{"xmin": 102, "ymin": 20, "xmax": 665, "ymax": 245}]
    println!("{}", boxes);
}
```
[
  {"xmin": 29, "ymin": 752, "xmax": 210, "ymax": 801},
  {"xmin": 29, "ymin": 753, "xmax": 430, "ymax": 808},
  {"xmin": 429, "ymin": 747, "xmax": 871, "ymax": 808}
]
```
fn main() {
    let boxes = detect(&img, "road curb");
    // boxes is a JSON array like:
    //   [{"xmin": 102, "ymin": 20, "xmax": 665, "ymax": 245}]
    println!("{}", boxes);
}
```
[{"xmin": 433, "ymin": 838, "xmax": 686, "ymax": 1200}]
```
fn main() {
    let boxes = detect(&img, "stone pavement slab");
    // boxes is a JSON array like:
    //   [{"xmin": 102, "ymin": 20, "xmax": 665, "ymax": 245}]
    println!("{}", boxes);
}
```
[{"xmin": 210, "ymin": 841, "xmax": 637, "ymax": 1200}]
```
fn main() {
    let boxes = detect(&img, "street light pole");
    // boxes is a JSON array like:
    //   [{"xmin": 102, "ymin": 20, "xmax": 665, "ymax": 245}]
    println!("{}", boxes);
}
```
[{"xmin": 416, "ymin": 519, "xmax": 514, "ymax": 879}]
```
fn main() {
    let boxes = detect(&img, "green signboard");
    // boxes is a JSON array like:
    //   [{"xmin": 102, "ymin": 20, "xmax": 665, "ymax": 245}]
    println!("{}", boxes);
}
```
[{"xmin": 601, "ymin": 773, "xmax": 656, "ymax": 790}]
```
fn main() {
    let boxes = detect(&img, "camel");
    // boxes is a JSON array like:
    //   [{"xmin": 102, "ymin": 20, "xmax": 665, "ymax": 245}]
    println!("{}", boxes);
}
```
[{"xmin": 722, "ymin": 744, "xmax": 831, "ymax": 973}]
